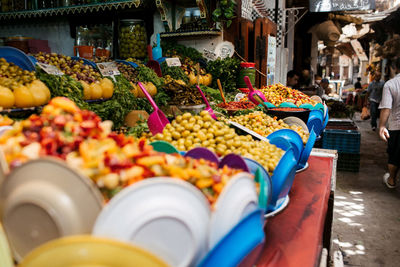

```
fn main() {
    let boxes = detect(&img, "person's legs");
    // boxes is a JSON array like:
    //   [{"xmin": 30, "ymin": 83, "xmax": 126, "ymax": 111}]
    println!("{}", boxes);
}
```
[
  {"xmin": 387, "ymin": 164, "xmax": 398, "ymax": 186},
  {"xmin": 370, "ymin": 101, "xmax": 378, "ymax": 129},
  {"xmin": 386, "ymin": 130, "xmax": 400, "ymax": 187}
]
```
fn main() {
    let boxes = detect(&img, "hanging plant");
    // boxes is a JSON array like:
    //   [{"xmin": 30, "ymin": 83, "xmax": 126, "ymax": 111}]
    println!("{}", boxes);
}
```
[{"xmin": 212, "ymin": 0, "xmax": 236, "ymax": 28}]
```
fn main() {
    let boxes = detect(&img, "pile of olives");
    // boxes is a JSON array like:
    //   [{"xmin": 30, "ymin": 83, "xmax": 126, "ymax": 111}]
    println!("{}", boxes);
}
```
[
  {"xmin": 35, "ymin": 52, "xmax": 102, "ymax": 83},
  {"xmin": 117, "ymin": 62, "xmax": 137, "ymax": 82},
  {"xmin": 119, "ymin": 24, "xmax": 147, "ymax": 59},
  {"xmin": 0, "ymin": 58, "xmax": 36, "ymax": 88},
  {"xmin": 225, "ymin": 111, "xmax": 309, "ymax": 144},
  {"xmin": 149, "ymin": 111, "xmax": 285, "ymax": 173}
]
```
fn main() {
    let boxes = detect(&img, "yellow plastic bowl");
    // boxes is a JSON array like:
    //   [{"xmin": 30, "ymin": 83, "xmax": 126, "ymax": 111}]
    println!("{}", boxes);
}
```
[{"xmin": 19, "ymin": 235, "xmax": 169, "ymax": 267}]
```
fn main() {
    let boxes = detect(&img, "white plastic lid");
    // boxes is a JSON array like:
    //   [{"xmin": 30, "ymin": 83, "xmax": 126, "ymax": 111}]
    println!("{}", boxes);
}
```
[{"xmin": 193, "ymin": 10, "xmax": 201, "ymax": 17}]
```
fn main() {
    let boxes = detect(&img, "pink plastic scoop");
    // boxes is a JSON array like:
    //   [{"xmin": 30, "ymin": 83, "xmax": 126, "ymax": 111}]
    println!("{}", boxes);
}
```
[
  {"xmin": 137, "ymin": 82, "xmax": 169, "ymax": 135},
  {"xmin": 244, "ymin": 76, "xmax": 267, "ymax": 106},
  {"xmin": 196, "ymin": 85, "xmax": 217, "ymax": 120}
]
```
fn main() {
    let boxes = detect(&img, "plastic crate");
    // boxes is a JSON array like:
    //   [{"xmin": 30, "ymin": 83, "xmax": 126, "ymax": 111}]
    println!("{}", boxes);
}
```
[
  {"xmin": 322, "ymin": 129, "xmax": 361, "ymax": 153},
  {"xmin": 337, "ymin": 153, "xmax": 360, "ymax": 172}
]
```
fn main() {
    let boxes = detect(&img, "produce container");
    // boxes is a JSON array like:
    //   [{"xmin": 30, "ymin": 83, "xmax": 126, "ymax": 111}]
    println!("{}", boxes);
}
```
[
  {"xmin": 267, "ymin": 107, "xmax": 311, "ymax": 125},
  {"xmin": 238, "ymin": 63, "xmax": 256, "ymax": 89},
  {"xmin": 119, "ymin": 19, "xmax": 147, "ymax": 59},
  {"xmin": 322, "ymin": 129, "xmax": 361, "ymax": 154}
]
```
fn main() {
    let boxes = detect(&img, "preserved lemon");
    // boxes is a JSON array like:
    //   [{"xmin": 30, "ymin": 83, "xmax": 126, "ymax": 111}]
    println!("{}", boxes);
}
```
[
  {"xmin": 0, "ymin": 85, "xmax": 15, "ymax": 109},
  {"xmin": 14, "ymin": 85, "xmax": 34, "ymax": 108},
  {"xmin": 90, "ymin": 82, "xmax": 103, "ymax": 100}
]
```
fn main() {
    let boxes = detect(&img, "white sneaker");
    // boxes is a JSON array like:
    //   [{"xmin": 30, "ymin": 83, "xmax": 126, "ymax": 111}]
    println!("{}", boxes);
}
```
[{"xmin": 383, "ymin": 173, "xmax": 397, "ymax": 189}]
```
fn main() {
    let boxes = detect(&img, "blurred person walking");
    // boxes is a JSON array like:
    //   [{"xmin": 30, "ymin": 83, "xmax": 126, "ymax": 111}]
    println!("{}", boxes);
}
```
[{"xmin": 367, "ymin": 72, "xmax": 384, "ymax": 131}]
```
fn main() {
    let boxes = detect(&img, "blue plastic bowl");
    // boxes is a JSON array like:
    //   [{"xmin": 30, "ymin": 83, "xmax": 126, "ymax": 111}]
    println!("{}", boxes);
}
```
[
  {"xmin": 71, "ymin": 56, "xmax": 97, "ymax": 68},
  {"xmin": 307, "ymin": 110, "xmax": 324, "ymax": 136},
  {"xmin": 198, "ymin": 209, "xmax": 265, "ymax": 267},
  {"xmin": 298, "ymin": 128, "xmax": 317, "ymax": 169},
  {"xmin": 244, "ymin": 158, "xmax": 272, "ymax": 210},
  {"xmin": 0, "ymin": 46, "xmax": 35, "ymax": 71},
  {"xmin": 269, "ymin": 148, "xmax": 297, "ymax": 212},
  {"xmin": 116, "ymin": 59, "xmax": 138, "ymax": 68},
  {"xmin": 278, "ymin": 102, "xmax": 298, "ymax": 108},
  {"xmin": 267, "ymin": 129, "xmax": 303, "ymax": 162}
]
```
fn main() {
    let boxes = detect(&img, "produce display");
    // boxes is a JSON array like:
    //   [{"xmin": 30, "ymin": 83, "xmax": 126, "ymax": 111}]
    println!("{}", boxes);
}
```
[
  {"xmin": 0, "ymin": 58, "xmax": 51, "ymax": 108},
  {"xmin": 163, "ymin": 75, "xmax": 204, "ymax": 106},
  {"xmin": 242, "ymin": 84, "xmax": 318, "ymax": 107},
  {"xmin": 148, "ymin": 111, "xmax": 285, "ymax": 173},
  {"xmin": 0, "ymin": 115, "xmax": 13, "ymax": 126},
  {"xmin": 119, "ymin": 21, "xmax": 147, "ymax": 59},
  {"xmin": 223, "ymin": 111, "xmax": 309, "ymax": 144},
  {"xmin": 0, "ymin": 97, "xmax": 247, "ymax": 205},
  {"xmin": 216, "ymin": 101, "xmax": 255, "ymax": 110},
  {"xmin": 206, "ymin": 57, "xmax": 241, "ymax": 93},
  {"xmin": 34, "ymin": 52, "xmax": 113, "ymax": 100}
]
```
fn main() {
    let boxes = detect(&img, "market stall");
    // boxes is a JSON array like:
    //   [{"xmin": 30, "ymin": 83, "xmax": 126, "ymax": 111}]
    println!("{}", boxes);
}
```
[{"xmin": 0, "ymin": 1, "xmax": 336, "ymax": 266}]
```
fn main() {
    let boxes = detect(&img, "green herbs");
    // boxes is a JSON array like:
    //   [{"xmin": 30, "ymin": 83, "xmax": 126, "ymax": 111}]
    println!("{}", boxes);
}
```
[
  {"xmin": 213, "ymin": 0, "xmax": 236, "ymax": 28},
  {"xmin": 135, "ymin": 66, "xmax": 164, "ymax": 89},
  {"xmin": 200, "ymin": 85, "xmax": 222, "ymax": 102},
  {"xmin": 161, "ymin": 41, "xmax": 204, "ymax": 62},
  {"xmin": 161, "ymin": 62, "xmax": 189, "ymax": 83},
  {"xmin": 88, "ymin": 76, "xmax": 135, "ymax": 129},
  {"xmin": 125, "ymin": 121, "xmax": 149, "ymax": 138},
  {"xmin": 206, "ymin": 57, "xmax": 240, "ymax": 93},
  {"xmin": 36, "ymin": 69, "xmax": 88, "ymax": 109}
]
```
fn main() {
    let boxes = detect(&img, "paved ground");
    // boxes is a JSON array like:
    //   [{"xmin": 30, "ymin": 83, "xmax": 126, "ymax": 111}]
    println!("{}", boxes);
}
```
[{"xmin": 332, "ymin": 115, "xmax": 400, "ymax": 267}]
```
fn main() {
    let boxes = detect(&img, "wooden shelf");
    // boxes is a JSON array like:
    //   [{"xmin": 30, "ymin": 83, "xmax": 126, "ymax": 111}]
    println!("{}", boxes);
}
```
[
  {"xmin": 0, "ymin": 0, "xmax": 141, "ymax": 20},
  {"xmin": 160, "ymin": 29, "xmax": 221, "ymax": 38}
]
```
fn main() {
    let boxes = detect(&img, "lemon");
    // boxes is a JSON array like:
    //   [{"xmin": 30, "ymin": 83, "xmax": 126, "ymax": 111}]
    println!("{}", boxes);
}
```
[
  {"xmin": 90, "ymin": 82, "xmax": 103, "ymax": 100},
  {"xmin": 100, "ymin": 78, "xmax": 114, "ymax": 99},
  {"xmin": 14, "ymin": 85, "xmax": 34, "ymax": 108},
  {"xmin": 81, "ymin": 80, "xmax": 91, "ymax": 100},
  {"xmin": 0, "ymin": 85, "xmax": 15, "ymax": 109},
  {"xmin": 27, "ymin": 82, "xmax": 48, "ymax": 106}
]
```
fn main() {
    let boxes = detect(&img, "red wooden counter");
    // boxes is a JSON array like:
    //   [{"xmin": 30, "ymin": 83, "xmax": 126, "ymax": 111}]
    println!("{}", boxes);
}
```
[{"xmin": 256, "ymin": 155, "xmax": 334, "ymax": 267}]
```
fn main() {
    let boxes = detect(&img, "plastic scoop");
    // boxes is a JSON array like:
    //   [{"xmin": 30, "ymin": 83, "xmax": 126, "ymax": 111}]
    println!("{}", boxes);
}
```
[
  {"xmin": 243, "ymin": 76, "xmax": 267, "ymax": 107},
  {"xmin": 196, "ymin": 85, "xmax": 217, "ymax": 120},
  {"xmin": 146, "ymin": 45, "xmax": 162, "ymax": 77},
  {"xmin": 217, "ymin": 79, "xmax": 227, "ymax": 105},
  {"xmin": 185, "ymin": 147, "xmax": 219, "ymax": 164},
  {"xmin": 137, "ymin": 82, "xmax": 169, "ymax": 135},
  {"xmin": 219, "ymin": 154, "xmax": 249, "ymax": 172}
]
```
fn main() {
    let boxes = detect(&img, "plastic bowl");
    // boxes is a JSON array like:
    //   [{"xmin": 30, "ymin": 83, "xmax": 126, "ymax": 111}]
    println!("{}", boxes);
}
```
[
  {"xmin": 298, "ymin": 128, "xmax": 317, "ymax": 169},
  {"xmin": 267, "ymin": 129, "xmax": 304, "ymax": 162},
  {"xmin": 0, "ymin": 46, "xmax": 36, "ymax": 71},
  {"xmin": 185, "ymin": 147, "xmax": 219, "ymax": 165},
  {"xmin": 307, "ymin": 110, "xmax": 324, "ymax": 136},
  {"xmin": 269, "ymin": 148, "xmax": 298, "ymax": 212},
  {"xmin": 244, "ymin": 158, "xmax": 272, "ymax": 210},
  {"xmin": 198, "ymin": 209, "xmax": 265, "ymax": 267},
  {"xmin": 267, "ymin": 107, "xmax": 311, "ymax": 124}
]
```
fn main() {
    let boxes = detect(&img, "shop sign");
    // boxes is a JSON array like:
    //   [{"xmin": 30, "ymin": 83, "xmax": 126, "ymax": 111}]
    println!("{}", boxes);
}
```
[
  {"xmin": 309, "ymin": 0, "xmax": 375, "ymax": 12},
  {"xmin": 36, "ymin": 63, "xmax": 64, "ymax": 76},
  {"xmin": 267, "ymin": 35, "xmax": 276, "ymax": 85},
  {"xmin": 203, "ymin": 48, "xmax": 217, "ymax": 61},
  {"xmin": 96, "ymin": 62, "xmax": 120, "ymax": 77},
  {"xmin": 165, "ymin": 57, "xmax": 182, "ymax": 67}
]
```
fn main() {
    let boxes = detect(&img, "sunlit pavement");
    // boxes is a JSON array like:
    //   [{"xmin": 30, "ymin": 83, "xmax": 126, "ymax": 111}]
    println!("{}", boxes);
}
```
[{"xmin": 332, "ymin": 114, "xmax": 400, "ymax": 267}]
